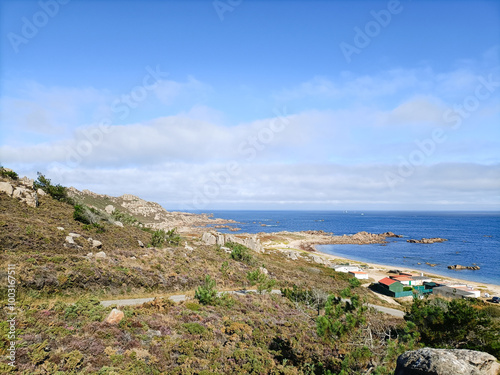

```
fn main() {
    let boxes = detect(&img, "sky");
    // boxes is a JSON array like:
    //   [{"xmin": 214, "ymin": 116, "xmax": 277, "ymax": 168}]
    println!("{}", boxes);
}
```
[{"xmin": 0, "ymin": 0, "xmax": 499, "ymax": 211}]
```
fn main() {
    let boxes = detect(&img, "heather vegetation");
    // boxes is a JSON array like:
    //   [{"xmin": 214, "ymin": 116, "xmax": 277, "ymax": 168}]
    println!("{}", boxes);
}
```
[{"xmin": 0, "ymin": 170, "xmax": 499, "ymax": 374}]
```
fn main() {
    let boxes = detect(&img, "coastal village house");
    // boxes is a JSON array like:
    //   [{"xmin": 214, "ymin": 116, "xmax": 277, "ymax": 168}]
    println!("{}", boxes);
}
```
[
  {"xmin": 433, "ymin": 285, "xmax": 481, "ymax": 299},
  {"xmin": 376, "ymin": 277, "xmax": 407, "ymax": 297},
  {"xmin": 348, "ymin": 271, "xmax": 368, "ymax": 280},
  {"xmin": 334, "ymin": 266, "xmax": 361, "ymax": 273}
]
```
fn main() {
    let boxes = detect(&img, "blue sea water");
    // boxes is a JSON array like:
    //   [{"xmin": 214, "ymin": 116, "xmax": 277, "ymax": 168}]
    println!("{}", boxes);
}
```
[{"xmin": 198, "ymin": 211, "xmax": 500, "ymax": 285}]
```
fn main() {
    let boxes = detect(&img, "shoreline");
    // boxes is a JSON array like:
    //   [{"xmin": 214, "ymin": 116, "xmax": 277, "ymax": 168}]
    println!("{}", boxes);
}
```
[
  {"xmin": 254, "ymin": 230, "xmax": 500, "ymax": 298},
  {"xmin": 310, "ymin": 244, "xmax": 500, "ymax": 298}
]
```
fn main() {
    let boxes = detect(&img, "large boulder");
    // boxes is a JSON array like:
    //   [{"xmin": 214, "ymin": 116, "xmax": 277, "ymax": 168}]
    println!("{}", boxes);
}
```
[
  {"xmin": 0, "ymin": 182, "xmax": 14, "ymax": 196},
  {"xmin": 395, "ymin": 348, "xmax": 500, "ymax": 375}
]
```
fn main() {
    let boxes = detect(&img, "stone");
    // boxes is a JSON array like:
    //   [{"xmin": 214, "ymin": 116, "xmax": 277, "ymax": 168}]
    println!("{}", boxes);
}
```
[
  {"xmin": 95, "ymin": 251, "xmax": 106, "ymax": 258},
  {"xmin": 285, "ymin": 251, "xmax": 299, "ymax": 260},
  {"xmin": 92, "ymin": 240, "xmax": 103, "ymax": 249},
  {"xmin": 448, "ymin": 264, "xmax": 481, "ymax": 270},
  {"xmin": 0, "ymin": 182, "xmax": 13, "ymax": 196},
  {"xmin": 12, "ymin": 187, "xmax": 38, "ymax": 208},
  {"xmin": 138, "ymin": 240, "xmax": 145, "ymax": 248},
  {"xmin": 221, "ymin": 246, "xmax": 232, "ymax": 254},
  {"xmin": 407, "ymin": 238, "xmax": 448, "ymax": 244},
  {"xmin": 104, "ymin": 308, "xmax": 124, "ymax": 324},
  {"xmin": 104, "ymin": 205, "xmax": 116, "ymax": 214},
  {"xmin": 69, "ymin": 233, "xmax": 81, "ymax": 238},
  {"xmin": 259, "ymin": 266, "xmax": 269, "ymax": 275},
  {"xmin": 114, "ymin": 221, "xmax": 123, "ymax": 227},
  {"xmin": 184, "ymin": 242, "xmax": 194, "ymax": 251},
  {"xmin": 19, "ymin": 176, "xmax": 34, "ymax": 188},
  {"xmin": 57, "ymin": 227, "xmax": 65, "ymax": 231},
  {"xmin": 86, "ymin": 252, "xmax": 93, "ymax": 257},
  {"xmin": 37, "ymin": 188, "xmax": 47, "ymax": 196},
  {"xmin": 65, "ymin": 236, "xmax": 75, "ymax": 244},
  {"xmin": 310, "ymin": 255, "xmax": 325, "ymax": 264},
  {"xmin": 395, "ymin": 348, "xmax": 500, "ymax": 375},
  {"xmin": 202, "ymin": 232, "xmax": 217, "ymax": 245}
]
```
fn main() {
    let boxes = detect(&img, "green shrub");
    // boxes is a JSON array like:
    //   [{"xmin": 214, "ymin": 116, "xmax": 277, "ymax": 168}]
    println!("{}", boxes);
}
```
[
  {"xmin": 111, "ymin": 210, "xmax": 139, "ymax": 225},
  {"xmin": 150, "ymin": 228, "xmax": 181, "ymax": 247},
  {"xmin": 195, "ymin": 275, "xmax": 218, "ymax": 305},
  {"xmin": 73, "ymin": 204, "xmax": 102, "ymax": 225},
  {"xmin": 405, "ymin": 297, "xmax": 499, "ymax": 357},
  {"xmin": 227, "ymin": 242, "xmax": 253, "ymax": 263},
  {"xmin": 349, "ymin": 277, "xmax": 361, "ymax": 288},
  {"xmin": 0, "ymin": 167, "xmax": 18, "ymax": 180},
  {"xmin": 182, "ymin": 322, "xmax": 207, "ymax": 335},
  {"xmin": 403, "ymin": 286, "xmax": 412, "ymax": 292},
  {"xmin": 247, "ymin": 269, "xmax": 276, "ymax": 294},
  {"xmin": 33, "ymin": 172, "xmax": 71, "ymax": 203}
]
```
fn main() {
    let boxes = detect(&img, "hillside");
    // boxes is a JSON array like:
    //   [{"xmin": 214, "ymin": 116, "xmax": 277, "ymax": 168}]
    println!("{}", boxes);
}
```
[{"xmin": 0, "ymin": 170, "xmax": 498, "ymax": 374}]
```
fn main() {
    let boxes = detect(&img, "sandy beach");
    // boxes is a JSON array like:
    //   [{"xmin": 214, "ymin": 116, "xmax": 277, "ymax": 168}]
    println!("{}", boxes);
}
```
[{"xmin": 259, "ymin": 231, "xmax": 500, "ymax": 299}]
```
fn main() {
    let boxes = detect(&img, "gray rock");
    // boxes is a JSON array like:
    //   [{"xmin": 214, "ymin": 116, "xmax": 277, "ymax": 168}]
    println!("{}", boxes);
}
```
[
  {"xmin": 395, "ymin": 348, "xmax": 500, "ymax": 375},
  {"xmin": 259, "ymin": 266, "xmax": 269, "ymax": 275},
  {"xmin": 92, "ymin": 240, "xmax": 103, "ymax": 249},
  {"xmin": 37, "ymin": 188, "xmax": 47, "ymax": 196},
  {"xmin": 57, "ymin": 227, "xmax": 65, "ymax": 231},
  {"xmin": 114, "ymin": 221, "xmax": 124, "ymax": 227},
  {"xmin": 202, "ymin": 232, "xmax": 217, "ymax": 245},
  {"xmin": 105, "ymin": 205, "xmax": 116, "ymax": 214},
  {"xmin": 95, "ymin": 251, "xmax": 106, "ymax": 259},
  {"xmin": 12, "ymin": 186, "xmax": 38, "ymax": 208},
  {"xmin": 138, "ymin": 240, "xmax": 145, "ymax": 248},
  {"xmin": 65, "ymin": 236, "xmax": 75, "ymax": 244},
  {"xmin": 69, "ymin": 233, "xmax": 81, "ymax": 238},
  {"xmin": 0, "ymin": 182, "xmax": 13, "ymax": 196}
]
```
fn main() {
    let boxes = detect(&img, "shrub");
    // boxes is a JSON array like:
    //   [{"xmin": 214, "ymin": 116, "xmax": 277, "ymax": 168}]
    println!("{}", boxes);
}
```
[
  {"xmin": 349, "ymin": 277, "xmax": 361, "ymax": 288},
  {"xmin": 182, "ymin": 322, "xmax": 206, "ymax": 335},
  {"xmin": 247, "ymin": 269, "xmax": 276, "ymax": 294},
  {"xmin": 0, "ymin": 167, "xmax": 18, "ymax": 180},
  {"xmin": 73, "ymin": 204, "xmax": 102, "ymax": 225},
  {"xmin": 227, "ymin": 242, "xmax": 253, "ymax": 263},
  {"xmin": 405, "ymin": 297, "xmax": 499, "ymax": 357},
  {"xmin": 111, "ymin": 210, "xmax": 139, "ymax": 225},
  {"xmin": 194, "ymin": 275, "xmax": 218, "ymax": 305},
  {"xmin": 150, "ymin": 228, "xmax": 181, "ymax": 247},
  {"xmin": 34, "ymin": 172, "xmax": 71, "ymax": 203}
]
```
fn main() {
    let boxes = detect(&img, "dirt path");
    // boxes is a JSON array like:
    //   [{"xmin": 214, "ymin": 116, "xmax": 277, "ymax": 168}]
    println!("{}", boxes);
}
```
[{"xmin": 100, "ymin": 289, "xmax": 405, "ymax": 318}]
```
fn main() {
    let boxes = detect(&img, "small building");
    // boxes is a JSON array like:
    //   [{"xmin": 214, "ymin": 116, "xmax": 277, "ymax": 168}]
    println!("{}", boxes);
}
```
[
  {"xmin": 433, "ymin": 286, "xmax": 480, "ymax": 299},
  {"xmin": 376, "ymin": 277, "xmax": 410, "ymax": 297},
  {"xmin": 410, "ymin": 276, "xmax": 433, "ymax": 286},
  {"xmin": 390, "ymin": 275, "xmax": 413, "ymax": 286},
  {"xmin": 334, "ymin": 266, "xmax": 361, "ymax": 273},
  {"xmin": 349, "ymin": 271, "xmax": 368, "ymax": 280}
]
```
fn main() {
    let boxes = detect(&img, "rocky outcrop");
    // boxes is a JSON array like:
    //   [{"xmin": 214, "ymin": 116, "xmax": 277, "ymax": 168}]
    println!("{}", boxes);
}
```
[
  {"xmin": 395, "ymin": 348, "xmax": 500, "ymax": 375},
  {"xmin": 201, "ymin": 231, "xmax": 264, "ymax": 253},
  {"xmin": 407, "ymin": 238, "xmax": 448, "ymax": 244},
  {"xmin": 448, "ymin": 264, "xmax": 481, "ymax": 270},
  {"xmin": 0, "ymin": 177, "xmax": 39, "ymax": 208},
  {"xmin": 67, "ymin": 187, "xmax": 237, "ymax": 233}
]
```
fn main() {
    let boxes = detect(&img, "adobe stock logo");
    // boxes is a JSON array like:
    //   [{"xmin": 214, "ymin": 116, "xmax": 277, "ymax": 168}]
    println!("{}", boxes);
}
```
[
  {"xmin": 340, "ymin": 0, "xmax": 403, "ymax": 63},
  {"xmin": 7, "ymin": 0, "xmax": 71, "ymax": 54}
]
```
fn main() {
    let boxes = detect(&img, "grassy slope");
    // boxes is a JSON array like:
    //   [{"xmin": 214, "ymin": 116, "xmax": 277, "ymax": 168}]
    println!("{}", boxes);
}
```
[{"xmin": 0, "ymin": 187, "xmax": 406, "ymax": 374}]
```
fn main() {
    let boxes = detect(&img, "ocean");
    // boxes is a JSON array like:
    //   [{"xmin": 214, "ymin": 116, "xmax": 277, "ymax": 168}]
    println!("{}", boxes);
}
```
[{"xmin": 198, "ymin": 210, "xmax": 500, "ymax": 285}]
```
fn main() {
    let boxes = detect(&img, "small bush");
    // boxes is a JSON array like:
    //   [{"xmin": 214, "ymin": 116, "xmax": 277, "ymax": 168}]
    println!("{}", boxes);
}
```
[
  {"xmin": 349, "ymin": 277, "xmax": 361, "ymax": 288},
  {"xmin": 227, "ymin": 242, "xmax": 253, "ymax": 263},
  {"xmin": 73, "ymin": 204, "xmax": 102, "ymax": 225},
  {"xmin": 34, "ymin": 172, "xmax": 71, "ymax": 203},
  {"xmin": 195, "ymin": 275, "xmax": 218, "ymax": 305},
  {"xmin": 182, "ymin": 322, "xmax": 206, "ymax": 335},
  {"xmin": 150, "ymin": 228, "xmax": 181, "ymax": 247},
  {"xmin": 0, "ymin": 167, "xmax": 18, "ymax": 180}
]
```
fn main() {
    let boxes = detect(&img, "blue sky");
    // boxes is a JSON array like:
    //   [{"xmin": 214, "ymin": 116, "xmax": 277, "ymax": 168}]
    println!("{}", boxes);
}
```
[{"xmin": 1, "ymin": 0, "xmax": 499, "ymax": 210}]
